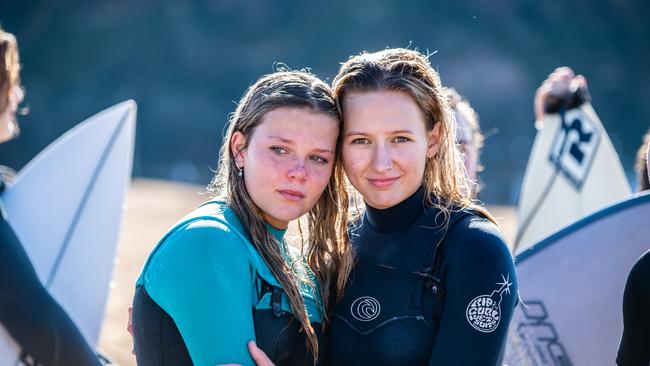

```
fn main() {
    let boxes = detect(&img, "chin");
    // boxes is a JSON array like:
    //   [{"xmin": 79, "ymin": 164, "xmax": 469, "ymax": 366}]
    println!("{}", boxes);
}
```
[
  {"xmin": 366, "ymin": 197, "xmax": 397, "ymax": 210},
  {"xmin": 274, "ymin": 207, "xmax": 305, "ymax": 222}
]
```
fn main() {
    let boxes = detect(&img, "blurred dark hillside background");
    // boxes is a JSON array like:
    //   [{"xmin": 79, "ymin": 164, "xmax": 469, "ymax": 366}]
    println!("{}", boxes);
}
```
[{"xmin": 1, "ymin": 0, "xmax": 648, "ymax": 203}]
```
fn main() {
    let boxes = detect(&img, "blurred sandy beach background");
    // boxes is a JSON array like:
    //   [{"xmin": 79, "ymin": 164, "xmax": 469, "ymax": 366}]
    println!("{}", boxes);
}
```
[{"xmin": 97, "ymin": 178, "xmax": 517, "ymax": 366}]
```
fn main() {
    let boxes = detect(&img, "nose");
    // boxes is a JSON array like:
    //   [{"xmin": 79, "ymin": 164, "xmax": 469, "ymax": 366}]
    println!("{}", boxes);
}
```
[
  {"xmin": 288, "ymin": 159, "xmax": 307, "ymax": 180},
  {"xmin": 372, "ymin": 144, "xmax": 393, "ymax": 173}
]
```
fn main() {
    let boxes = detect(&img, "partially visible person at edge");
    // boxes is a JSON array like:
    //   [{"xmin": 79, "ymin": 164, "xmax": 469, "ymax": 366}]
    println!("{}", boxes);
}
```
[
  {"xmin": 0, "ymin": 27, "xmax": 107, "ymax": 366},
  {"xmin": 131, "ymin": 70, "xmax": 353, "ymax": 366},
  {"xmin": 634, "ymin": 128, "xmax": 649, "ymax": 192},
  {"xmin": 616, "ymin": 134, "xmax": 650, "ymax": 366},
  {"xmin": 445, "ymin": 87, "xmax": 484, "ymax": 198}
]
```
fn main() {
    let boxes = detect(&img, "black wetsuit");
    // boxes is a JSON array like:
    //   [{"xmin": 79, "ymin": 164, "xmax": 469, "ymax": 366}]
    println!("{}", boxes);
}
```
[
  {"xmin": 617, "ymin": 249, "xmax": 650, "ymax": 366},
  {"xmin": 326, "ymin": 188, "xmax": 518, "ymax": 366},
  {"xmin": 0, "ymin": 175, "xmax": 101, "ymax": 366}
]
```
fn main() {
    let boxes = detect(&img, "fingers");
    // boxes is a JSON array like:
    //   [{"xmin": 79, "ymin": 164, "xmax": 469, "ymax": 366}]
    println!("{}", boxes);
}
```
[
  {"xmin": 128, "ymin": 306, "xmax": 135, "ymax": 355},
  {"xmin": 248, "ymin": 341, "xmax": 275, "ymax": 366},
  {"xmin": 534, "ymin": 66, "xmax": 590, "ymax": 123},
  {"xmin": 573, "ymin": 74, "xmax": 588, "ymax": 91},
  {"xmin": 546, "ymin": 67, "xmax": 574, "ymax": 96},
  {"xmin": 127, "ymin": 307, "xmax": 133, "ymax": 335},
  {"xmin": 534, "ymin": 82, "xmax": 553, "ymax": 122}
]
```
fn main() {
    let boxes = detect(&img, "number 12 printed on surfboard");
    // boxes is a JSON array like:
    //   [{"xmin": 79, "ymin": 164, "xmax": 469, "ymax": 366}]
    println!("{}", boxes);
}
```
[{"xmin": 515, "ymin": 103, "xmax": 630, "ymax": 254}]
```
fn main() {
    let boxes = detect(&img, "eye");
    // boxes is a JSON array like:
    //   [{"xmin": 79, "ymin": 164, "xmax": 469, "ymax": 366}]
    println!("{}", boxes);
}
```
[
  {"xmin": 270, "ymin": 146, "xmax": 287, "ymax": 155},
  {"xmin": 350, "ymin": 137, "xmax": 370, "ymax": 145},
  {"xmin": 310, "ymin": 155, "xmax": 329, "ymax": 165},
  {"xmin": 392, "ymin": 136, "xmax": 411, "ymax": 143}
]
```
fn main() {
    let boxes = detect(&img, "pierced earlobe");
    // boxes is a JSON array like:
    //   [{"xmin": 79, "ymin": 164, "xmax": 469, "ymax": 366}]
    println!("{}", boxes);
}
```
[{"xmin": 230, "ymin": 131, "xmax": 248, "ymax": 172}]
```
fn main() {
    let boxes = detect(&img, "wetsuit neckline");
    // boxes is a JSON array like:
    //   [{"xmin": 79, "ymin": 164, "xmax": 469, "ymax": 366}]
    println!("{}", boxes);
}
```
[
  {"xmin": 365, "ymin": 187, "xmax": 425, "ymax": 231},
  {"xmin": 265, "ymin": 223, "xmax": 287, "ymax": 243}
]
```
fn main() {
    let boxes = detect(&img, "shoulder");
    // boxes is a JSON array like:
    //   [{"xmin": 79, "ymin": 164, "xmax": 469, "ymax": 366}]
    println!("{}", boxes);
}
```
[
  {"xmin": 438, "ymin": 212, "xmax": 518, "ymax": 312},
  {"xmin": 159, "ymin": 218, "xmax": 244, "ymax": 255},
  {"xmin": 438, "ymin": 212, "xmax": 515, "ymax": 282},
  {"xmin": 155, "ymin": 201, "xmax": 250, "ymax": 258},
  {"xmin": 139, "ymin": 208, "xmax": 252, "ymax": 287},
  {"xmin": 445, "ymin": 212, "xmax": 510, "ymax": 259}
]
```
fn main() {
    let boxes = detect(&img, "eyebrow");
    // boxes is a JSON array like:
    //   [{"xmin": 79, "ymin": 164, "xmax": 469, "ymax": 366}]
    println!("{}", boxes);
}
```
[
  {"xmin": 345, "ymin": 129, "xmax": 415, "ymax": 137},
  {"xmin": 268, "ymin": 136, "xmax": 334, "ymax": 154},
  {"xmin": 268, "ymin": 136, "xmax": 294, "ymax": 144}
]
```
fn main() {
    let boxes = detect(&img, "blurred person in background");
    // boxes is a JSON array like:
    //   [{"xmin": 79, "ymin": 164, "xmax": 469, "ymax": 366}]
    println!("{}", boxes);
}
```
[
  {"xmin": 616, "ymin": 135, "xmax": 650, "ymax": 366},
  {"xmin": 0, "ymin": 27, "xmax": 106, "ymax": 366},
  {"xmin": 634, "ymin": 129, "xmax": 649, "ymax": 192},
  {"xmin": 445, "ymin": 87, "xmax": 484, "ymax": 198}
]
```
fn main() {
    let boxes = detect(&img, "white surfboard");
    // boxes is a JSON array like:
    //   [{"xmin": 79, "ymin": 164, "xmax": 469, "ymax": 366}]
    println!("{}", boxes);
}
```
[
  {"xmin": 514, "ymin": 102, "xmax": 631, "ymax": 254},
  {"xmin": 0, "ymin": 100, "xmax": 136, "ymax": 364},
  {"xmin": 504, "ymin": 192, "xmax": 650, "ymax": 365}
]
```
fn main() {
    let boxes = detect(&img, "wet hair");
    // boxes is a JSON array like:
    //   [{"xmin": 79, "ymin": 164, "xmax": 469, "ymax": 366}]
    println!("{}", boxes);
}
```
[
  {"xmin": 636, "ymin": 128, "xmax": 650, "ymax": 192},
  {"xmin": 332, "ymin": 48, "xmax": 495, "ymax": 225},
  {"xmin": 207, "ymin": 70, "xmax": 353, "ymax": 361},
  {"xmin": 0, "ymin": 28, "xmax": 21, "ymax": 116}
]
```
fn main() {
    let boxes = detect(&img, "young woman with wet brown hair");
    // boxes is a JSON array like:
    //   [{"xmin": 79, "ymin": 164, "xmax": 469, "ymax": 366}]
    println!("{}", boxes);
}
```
[{"xmin": 132, "ymin": 70, "xmax": 353, "ymax": 366}]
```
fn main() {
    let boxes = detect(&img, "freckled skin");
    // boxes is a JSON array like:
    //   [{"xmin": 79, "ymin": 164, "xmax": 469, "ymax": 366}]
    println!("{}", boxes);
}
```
[
  {"xmin": 341, "ymin": 91, "xmax": 440, "ymax": 209},
  {"xmin": 232, "ymin": 107, "xmax": 339, "ymax": 229}
]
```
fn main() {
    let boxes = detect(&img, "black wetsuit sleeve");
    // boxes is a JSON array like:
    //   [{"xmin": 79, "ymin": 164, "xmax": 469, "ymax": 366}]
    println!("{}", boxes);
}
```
[
  {"xmin": 428, "ymin": 217, "xmax": 518, "ymax": 366},
  {"xmin": 0, "ymin": 207, "xmax": 101, "ymax": 366},
  {"xmin": 616, "ymin": 250, "xmax": 650, "ymax": 366}
]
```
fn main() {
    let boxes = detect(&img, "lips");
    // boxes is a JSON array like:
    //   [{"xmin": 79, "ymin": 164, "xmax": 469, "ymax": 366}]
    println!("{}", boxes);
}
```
[
  {"xmin": 278, "ymin": 189, "xmax": 305, "ymax": 202},
  {"xmin": 368, "ymin": 177, "xmax": 399, "ymax": 188}
]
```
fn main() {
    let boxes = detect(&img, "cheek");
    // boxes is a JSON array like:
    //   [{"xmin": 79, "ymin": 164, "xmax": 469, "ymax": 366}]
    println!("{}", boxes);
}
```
[
  {"xmin": 308, "ymin": 165, "xmax": 334, "ymax": 188},
  {"xmin": 400, "ymin": 150, "xmax": 425, "ymax": 169},
  {"xmin": 249, "ymin": 147, "xmax": 279, "ymax": 170},
  {"xmin": 342, "ymin": 148, "xmax": 365, "ymax": 173},
  {"xmin": 245, "ymin": 151, "xmax": 284, "ymax": 187},
  {"xmin": 343, "ymin": 160, "xmax": 363, "ymax": 185}
]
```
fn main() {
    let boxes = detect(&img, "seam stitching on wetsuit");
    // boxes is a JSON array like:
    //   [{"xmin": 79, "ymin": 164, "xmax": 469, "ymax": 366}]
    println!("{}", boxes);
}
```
[{"xmin": 333, "ymin": 313, "xmax": 431, "ymax": 335}]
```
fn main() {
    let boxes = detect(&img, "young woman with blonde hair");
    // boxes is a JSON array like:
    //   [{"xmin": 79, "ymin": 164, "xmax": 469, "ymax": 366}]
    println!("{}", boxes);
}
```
[
  {"xmin": 132, "ymin": 70, "xmax": 353, "ymax": 366},
  {"xmin": 323, "ymin": 48, "xmax": 518, "ymax": 365}
]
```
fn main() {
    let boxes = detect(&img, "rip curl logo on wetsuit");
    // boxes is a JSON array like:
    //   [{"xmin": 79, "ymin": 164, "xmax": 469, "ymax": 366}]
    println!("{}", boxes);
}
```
[
  {"xmin": 350, "ymin": 296, "xmax": 381, "ymax": 321},
  {"xmin": 466, "ymin": 273, "xmax": 513, "ymax": 333}
]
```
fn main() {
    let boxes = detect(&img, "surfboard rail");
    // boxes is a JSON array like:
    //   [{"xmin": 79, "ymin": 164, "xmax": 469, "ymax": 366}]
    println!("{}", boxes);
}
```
[{"xmin": 516, "ymin": 191, "xmax": 650, "ymax": 264}]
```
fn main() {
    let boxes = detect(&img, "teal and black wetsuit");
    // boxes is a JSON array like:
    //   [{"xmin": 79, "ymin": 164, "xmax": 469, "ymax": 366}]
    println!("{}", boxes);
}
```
[
  {"xmin": 326, "ymin": 188, "xmax": 518, "ymax": 366},
  {"xmin": 132, "ymin": 200, "xmax": 323, "ymax": 366}
]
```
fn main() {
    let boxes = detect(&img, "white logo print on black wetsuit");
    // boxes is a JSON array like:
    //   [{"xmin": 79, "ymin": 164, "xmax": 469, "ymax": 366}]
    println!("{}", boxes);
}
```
[
  {"xmin": 350, "ymin": 296, "xmax": 381, "ymax": 321},
  {"xmin": 465, "ymin": 273, "xmax": 513, "ymax": 333}
]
